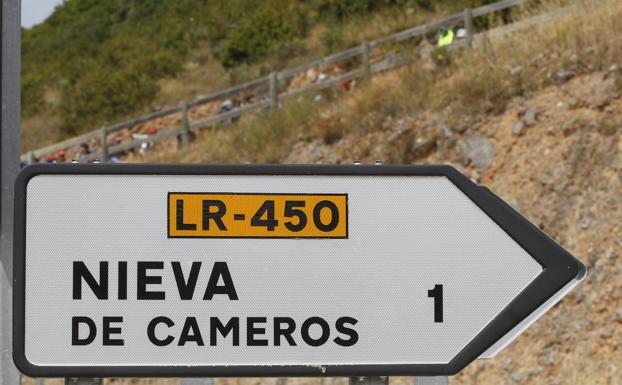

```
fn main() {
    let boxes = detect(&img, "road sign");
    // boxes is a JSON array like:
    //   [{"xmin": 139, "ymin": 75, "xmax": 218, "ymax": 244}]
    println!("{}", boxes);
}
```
[{"xmin": 13, "ymin": 164, "xmax": 585, "ymax": 377}]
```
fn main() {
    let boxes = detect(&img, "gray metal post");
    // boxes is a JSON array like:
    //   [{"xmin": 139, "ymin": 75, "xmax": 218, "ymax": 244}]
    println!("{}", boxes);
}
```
[
  {"xmin": 36, "ymin": 378, "xmax": 45, "ymax": 385},
  {"xmin": 1, "ymin": 0, "xmax": 22, "ymax": 384},
  {"xmin": 269, "ymin": 72, "xmax": 279, "ymax": 110},
  {"xmin": 65, "ymin": 379, "xmax": 103, "ymax": 385},
  {"xmin": 349, "ymin": 376, "xmax": 388, "ymax": 385},
  {"xmin": 181, "ymin": 101, "xmax": 191, "ymax": 145},
  {"xmin": 464, "ymin": 8, "xmax": 474, "ymax": 47},
  {"xmin": 361, "ymin": 42, "xmax": 371, "ymax": 78},
  {"xmin": 180, "ymin": 379, "xmax": 214, "ymax": 385},
  {"xmin": 27, "ymin": 150, "xmax": 34, "ymax": 164},
  {"xmin": 99, "ymin": 127, "xmax": 108, "ymax": 162},
  {"xmin": 413, "ymin": 377, "xmax": 449, "ymax": 385}
]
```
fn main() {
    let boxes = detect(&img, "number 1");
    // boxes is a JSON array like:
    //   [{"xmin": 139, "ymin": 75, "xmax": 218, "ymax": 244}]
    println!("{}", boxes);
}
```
[{"xmin": 428, "ymin": 284, "xmax": 443, "ymax": 323}]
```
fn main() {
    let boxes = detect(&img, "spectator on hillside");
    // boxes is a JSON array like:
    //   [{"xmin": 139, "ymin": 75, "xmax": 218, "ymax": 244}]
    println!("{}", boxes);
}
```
[
  {"xmin": 435, "ymin": 26, "xmax": 454, "ymax": 63},
  {"xmin": 437, "ymin": 27, "xmax": 454, "ymax": 47},
  {"xmin": 456, "ymin": 28, "xmax": 467, "ymax": 40},
  {"xmin": 56, "ymin": 149, "xmax": 66, "ymax": 163},
  {"xmin": 218, "ymin": 99, "xmax": 234, "ymax": 126},
  {"xmin": 109, "ymin": 136, "xmax": 126, "ymax": 163},
  {"xmin": 133, "ymin": 127, "xmax": 158, "ymax": 155},
  {"xmin": 176, "ymin": 130, "xmax": 197, "ymax": 149},
  {"xmin": 339, "ymin": 80, "xmax": 350, "ymax": 92},
  {"xmin": 75, "ymin": 143, "xmax": 90, "ymax": 162},
  {"xmin": 218, "ymin": 100, "xmax": 233, "ymax": 114}
]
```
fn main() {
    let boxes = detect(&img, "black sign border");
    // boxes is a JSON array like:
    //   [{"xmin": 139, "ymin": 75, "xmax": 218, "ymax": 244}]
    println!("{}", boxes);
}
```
[{"xmin": 13, "ymin": 164, "xmax": 585, "ymax": 377}]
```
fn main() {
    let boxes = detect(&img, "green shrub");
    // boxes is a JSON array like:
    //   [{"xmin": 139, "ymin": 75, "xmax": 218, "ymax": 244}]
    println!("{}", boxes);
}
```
[
  {"xmin": 58, "ymin": 65, "xmax": 158, "ymax": 134},
  {"xmin": 219, "ymin": 5, "xmax": 308, "ymax": 67}
]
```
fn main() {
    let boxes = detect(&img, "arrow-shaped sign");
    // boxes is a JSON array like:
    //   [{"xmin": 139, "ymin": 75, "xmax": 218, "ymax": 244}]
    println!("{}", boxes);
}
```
[{"xmin": 13, "ymin": 164, "xmax": 585, "ymax": 377}]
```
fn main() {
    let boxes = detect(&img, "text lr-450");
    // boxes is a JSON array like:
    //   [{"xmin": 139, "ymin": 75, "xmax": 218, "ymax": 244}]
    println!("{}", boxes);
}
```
[{"xmin": 168, "ymin": 192, "xmax": 348, "ymax": 238}]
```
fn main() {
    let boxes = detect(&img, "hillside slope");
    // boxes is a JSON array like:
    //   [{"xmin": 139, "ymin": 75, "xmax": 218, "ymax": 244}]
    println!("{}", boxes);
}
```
[{"xmin": 22, "ymin": 0, "xmax": 492, "ymax": 150}]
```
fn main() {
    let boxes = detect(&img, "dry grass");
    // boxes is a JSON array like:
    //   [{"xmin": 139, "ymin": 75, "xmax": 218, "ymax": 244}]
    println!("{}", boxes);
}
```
[
  {"xmin": 155, "ymin": 49, "xmax": 232, "ymax": 107},
  {"xmin": 20, "ymin": 112, "xmax": 63, "ymax": 153}
]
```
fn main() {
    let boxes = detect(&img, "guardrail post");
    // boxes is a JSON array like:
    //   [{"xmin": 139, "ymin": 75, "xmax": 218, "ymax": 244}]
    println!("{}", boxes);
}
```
[
  {"xmin": 362, "ymin": 42, "xmax": 371, "ymax": 78},
  {"xmin": 269, "ymin": 72, "xmax": 279, "ymax": 110},
  {"xmin": 27, "ymin": 150, "xmax": 35, "ymax": 165},
  {"xmin": 181, "ymin": 101, "xmax": 191, "ymax": 146},
  {"xmin": 99, "ymin": 127, "xmax": 108, "ymax": 163},
  {"xmin": 464, "ymin": 8, "xmax": 474, "ymax": 47}
]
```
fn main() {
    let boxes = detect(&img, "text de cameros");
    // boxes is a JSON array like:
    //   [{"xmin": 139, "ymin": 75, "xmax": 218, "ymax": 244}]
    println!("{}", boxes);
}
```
[{"xmin": 71, "ymin": 261, "xmax": 359, "ymax": 347}]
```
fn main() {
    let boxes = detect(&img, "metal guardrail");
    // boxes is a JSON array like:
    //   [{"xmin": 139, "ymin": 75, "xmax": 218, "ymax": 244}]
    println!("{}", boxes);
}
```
[{"xmin": 22, "ymin": 0, "xmax": 537, "ymax": 163}]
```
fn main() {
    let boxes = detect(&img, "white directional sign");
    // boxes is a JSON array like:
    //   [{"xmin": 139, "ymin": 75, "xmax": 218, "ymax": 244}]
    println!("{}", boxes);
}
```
[{"xmin": 13, "ymin": 164, "xmax": 585, "ymax": 377}]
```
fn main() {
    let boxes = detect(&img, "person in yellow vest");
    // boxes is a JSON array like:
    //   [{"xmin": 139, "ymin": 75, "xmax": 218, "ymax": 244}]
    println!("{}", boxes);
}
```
[
  {"xmin": 435, "ymin": 26, "xmax": 454, "ymax": 64},
  {"xmin": 437, "ymin": 27, "xmax": 454, "ymax": 47}
]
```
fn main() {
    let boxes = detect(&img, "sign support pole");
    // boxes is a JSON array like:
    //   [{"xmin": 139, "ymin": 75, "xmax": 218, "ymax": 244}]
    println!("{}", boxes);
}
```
[
  {"xmin": 65, "ymin": 379, "xmax": 102, "ymax": 385},
  {"xmin": 180, "ymin": 378, "xmax": 214, "ymax": 385},
  {"xmin": 349, "ymin": 376, "xmax": 388, "ymax": 385},
  {"xmin": 413, "ymin": 377, "xmax": 449, "ymax": 385},
  {"xmin": 1, "ymin": 0, "xmax": 21, "ymax": 385}
]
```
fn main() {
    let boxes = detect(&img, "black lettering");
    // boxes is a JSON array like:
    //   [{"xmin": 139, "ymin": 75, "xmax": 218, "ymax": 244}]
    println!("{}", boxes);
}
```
[
  {"xmin": 176, "ymin": 199, "xmax": 197, "ymax": 230},
  {"xmin": 247, "ymin": 317, "xmax": 268, "ymax": 346},
  {"xmin": 103, "ymin": 316, "xmax": 124, "ymax": 346},
  {"xmin": 313, "ymin": 201, "xmax": 339, "ymax": 232},
  {"xmin": 73, "ymin": 261, "xmax": 108, "ymax": 300},
  {"xmin": 428, "ymin": 284, "xmax": 444, "ymax": 323},
  {"xmin": 202, "ymin": 200, "xmax": 227, "ymax": 231},
  {"xmin": 204, "ymin": 262, "xmax": 238, "ymax": 300},
  {"xmin": 147, "ymin": 316, "xmax": 175, "ymax": 346},
  {"xmin": 172, "ymin": 262, "xmax": 201, "ymax": 300},
  {"xmin": 137, "ymin": 262, "xmax": 165, "ymax": 300},
  {"xmin": 274, "ymin": 317, "xmax": 297, "ymax": 346},
  {"xmin": 333, "ymin": 317, "xmax": 359, "ymax": 347},
  {"xmin": 118, "ymin": 261, "xmax": 127, "ymax": 300},
  {"xmin": 72, "ymin": 316, "xmax": 96, "ymax": 346},
  {"xmin": 284, "ymin": 201, "xmax": 307, "ymax": 232},
  {"xmin": 178, "ymin": 317, "xmax": 204, "ymax": 346},
  {"xmin": 251, "ymin": 200, "xmax": 278, "ymax": 231},
  {"xmin": 301, "ymin": 317, "xmax": 330, "ymax": 347},
  {"xmin": 210, "ymin": 317, "xmax": 239, "ymax": 346}
]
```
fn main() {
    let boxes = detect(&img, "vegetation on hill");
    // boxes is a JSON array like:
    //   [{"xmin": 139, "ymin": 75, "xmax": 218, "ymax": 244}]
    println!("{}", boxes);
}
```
[
  {"xmin": 146, "ymin": 0, "xmax": 619, "ymax": 166},
  {"xmin": 22, "ymin": 0, "xmax": 497, "ymax": 148}
]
